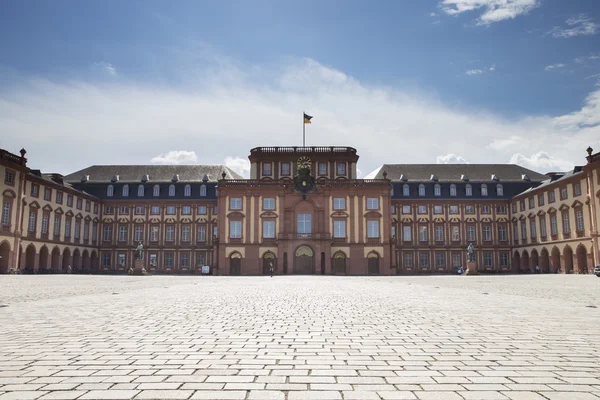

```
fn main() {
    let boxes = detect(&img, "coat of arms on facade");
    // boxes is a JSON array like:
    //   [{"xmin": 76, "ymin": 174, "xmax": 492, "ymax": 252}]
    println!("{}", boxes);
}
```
[{"xmin": 294, "ymin": 156, "xmax": 316, "ymax": 194}]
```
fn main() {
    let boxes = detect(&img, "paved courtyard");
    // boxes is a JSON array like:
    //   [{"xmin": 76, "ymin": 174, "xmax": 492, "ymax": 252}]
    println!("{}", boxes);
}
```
[{"xmin": 1, "ymin": 275, "xmax": 600, "ymax": 400}]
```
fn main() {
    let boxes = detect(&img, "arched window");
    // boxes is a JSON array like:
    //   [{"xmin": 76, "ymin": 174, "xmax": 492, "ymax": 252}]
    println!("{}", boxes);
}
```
[
  {"xmin": 403, "ymin": 184, "xmax": 409, "ymax": 196},
  {"xmin": 153, "ymin": 185, "xmax": 160, "ymax": 197},
  {"xmin": 434, "ymin": 184, "xmax": 441, "ymax": 196},
  {"xmin": 450, "ymin": 184, "xmax": 457, "ymax": 197},
  {"xmin": 122, "ymin": 184, "xmax": 129, "ymax": 197},
  {"xmin": 107, "ymin": 185, "xmax": 114, "ymax": 197},
  {"xmin": 184, "ymin": 184, "xmax": 191, "ymax": 197},
  {"xmin": 200, "ymin": 184, "xmax": 207, "ymax": 197},
  {"xmin": 137, "ymin": 185, "xmax": 144, "ymax": 197},
  {"xmin": 418, "ymin": 184, "xmax": 425, "ymax": 197},
  {"xmin": 168, "ymin": 184, "xmax": 175, "ymax": 197},
  {"xmin": 481, "ymin": 184, "xmax": 488, "ymax": 196},
  {"xmin": 496, "ymin": 184, "xmax": 503, "ymax": 196},
  {"xmin": 466, "ymin": 184, "xmax": 472, "ymax": 197}
]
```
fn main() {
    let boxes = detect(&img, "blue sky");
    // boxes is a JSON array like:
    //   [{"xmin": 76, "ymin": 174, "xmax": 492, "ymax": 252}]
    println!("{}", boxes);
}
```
[{"xmin": 1, "ymin": 0, "xmax": 599, "ymax": 177}]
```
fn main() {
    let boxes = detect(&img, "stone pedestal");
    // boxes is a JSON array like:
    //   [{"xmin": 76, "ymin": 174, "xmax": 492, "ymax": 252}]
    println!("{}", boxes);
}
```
[
  {"xmin": 132, "ymin": 259, "xmax": 147, "ymax": 276},
  {"xmin": 465, "ymin": 261, "xmax": 479, "ymax": 275}
]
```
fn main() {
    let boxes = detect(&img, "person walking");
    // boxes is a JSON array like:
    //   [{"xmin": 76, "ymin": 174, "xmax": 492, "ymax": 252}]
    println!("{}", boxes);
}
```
[{"xmin": 269, "ymin": 262, "xmax": 274, "ymax": 277}]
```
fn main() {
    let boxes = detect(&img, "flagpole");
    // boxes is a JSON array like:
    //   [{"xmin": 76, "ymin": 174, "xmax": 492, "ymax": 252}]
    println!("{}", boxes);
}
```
[{"xmin": 303, "ymin": 111, "xmax": 305, "ymax": 147}]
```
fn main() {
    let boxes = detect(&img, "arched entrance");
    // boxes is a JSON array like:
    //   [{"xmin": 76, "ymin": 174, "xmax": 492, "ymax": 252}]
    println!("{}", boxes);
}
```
[
  {"xmin": 531, "ymin": 249, "xmax": 539, "ymax": 272},
  {"xmin": 576, "ymin": 245, "xmax": 588, "ymax": 274},
  {"xmin": 51, "ymin": 247, "xmax": 61, "ymax": 272},
  {"xmin": 294, "ymin": 245, "xmax": 314, "ymax": 274},
  {"xmin": 72, "ymin": 249, "xmax": 81, "ymax": 273},
  {"xmin": 512, "ymin": 251, "xmax": 521, "ymax": 273},
  {"xmin": 62, "ymin": 248, "xmax": 71, "ymax": 273},
  {"xmin": 230, "ymin": 252, "xmax": 242, "ymax": 275},
  {"xmin": 563, "ymin": 246, "xmax": 574, "ymax": 274},
  {"xmin": 540, "ymin": 248, "xmax": 550, "ymax": 273},
  {"xmin": 90, "ymin": 251, "xmax": 98, "ymax": 272},
  {"xmin": 39, "ymin": 246, "xmax": 49, "ymax": 272},
  {"xmin": 332, "ymin": 251, "xmax": 347, "ymax": 275},
  {"xmin": 262, "ymin": 252, "xmax": 276, "ymax": 275},
  {"xmin": 0, "ymin": 241, "xmax": 11, "ymax": 274},
  {"xmin": 82, "ymin": 250, "xmax": 90, "ymax": 273},
  {"xmin": 367, "ymin": 252, "xmax": 380, "ymax": 275},
  {"xmin": 521, "ymin": 251, "xmax": 530, "ymax": 273},
  {"xmin": 550, "ymin": 247, "xmax": 561, "ymax": 273},
  {"xmin": 24, "ymin": 244, "xmax": 36, "ymax": 273}
]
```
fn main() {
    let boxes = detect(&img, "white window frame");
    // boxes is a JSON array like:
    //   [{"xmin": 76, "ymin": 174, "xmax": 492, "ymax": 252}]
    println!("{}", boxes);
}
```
[
  {"xmin": 153, "ymin": 185, "xmax": 160, "ymax": 197},
  {"xmin": 107, "ymin": 185, "xmax": 114, "ymax": 197},
  {"xmin": 122, "ymin": 184, "xmax": 129, "ymax": 197},
  {"xmin": 366, "ymin": 197, "xmax": 379, "ymax": 210},
  {"xmin": 184, "ymin": 184, "xmax": 191, "ymax": 197},
  {"xmin": 434, "ymin": 184, "xmax": 441, "ymax": 196},
  {"xmin": 450, "ymin": 184, "xmax": 457, "ymax": 197},
  {"xmin": 418, "ymin": 184, "xmax": 425, "ymax": 196},
  {"xmin": 297, "ymin": 214, "xmax": 311, "ymax": 234},
  {"xmin": 169, "ymin": 184, "xmax": 175, "ymax": 197},
  {"xmin": 481, "ymin": 184, "xmax": 488, "ymax": 196},
  {"xmin": 230, "ymin": 198, "xmax": 242, "ymax": 210},
  {"xmin": 367, "ymin": 220, "xmax": 379, "ymax": 238},
  {"xmin": 263, "ymin": 198, "xmax": 275, "ymax": 210},
  {"xmin": 403, "ymin": 225, "xmax": 412, "ymax": 241},
  {"xmin": 576, "ymin": 209, "xmax": 584, "ymax": 231},
  {"xmin": 200, "ymin": 185, "xmax": 207, "ymax": 197},
  {"xmin": 496, "ymin": 184, "xmax": 503, "ymax": 196},
  {"xmin": 263, "ymin": 220, "xmax": 275, "ymax": 238},
  {"xmin": 403, "ymin": 184, "xmax": 410, "ymax": 196},
  {"xmin": 333, "ymin": 198, "xmax": 345, "ymax": 210},
  {"xmin": 333, "ymin": 220, "xmax": 346, "ymax": 238},
  {"xmin": 230, "ymin": 221, "xmax": 242, "ymax": 238},
  {"xmin": 402, "ymin": 205, "xmax": 411, "ymax": 214},
  {"xmin": 137, "ymin": 185, "xmax": 144, "ymax": 197},
  {"xmin": 465, "ymin": 184, "xmax": 472, "ymax": 197}
]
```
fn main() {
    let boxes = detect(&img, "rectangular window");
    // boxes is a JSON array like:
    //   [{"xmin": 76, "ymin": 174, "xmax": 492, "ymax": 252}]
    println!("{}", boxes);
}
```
[
  {"xmin": 549, "ymin": 191, "xmax": 555, "ymax": 203},
  {"xmin": 164, "ymin": 253, "xmax": 174, "ymax": 268},
  {"xmin": 53, "ymin": 215, "xmax": 61, "ymax": 236},
  {"xmin": 481, "ymin": 205, "xmax": 490, "ymax": 214},
  {"xmin": 450, "ymin": 205, "xmax": 459, "ymax": 214},
  {"xmin": 467, "ymin": 225, "xmax": 475, "ymax": 242},
  {"xmin": 150, "ymin": 226, "xmax": 159, "ymax": 242},
  {"xmin": 104, "ymin": 206, "xmax": 113, "ymax": 214},
  {"xmin": 452, "ymin": 253, "xmax": 461, "ymax": 267},
  {"xmin": 520, "ymin": 200, "xmax": 525, "ymax": 211},
  {"xmin": 230, "ymin": 221, "xmax": 242, "ymax": 238},
  {"xmin": 134, "ymin": 226, "xmax": 143, "ymax": 242},
  {"xmin": 513, "ymin": 222, "xmax": 519, "ymax": 241},
  {"xmin": 263, "ymin": 220, "xmax": 275, "ymax": 238},
  {"xmin": 4, "ymin": 169, "xmax": 15, "ymax": 185},
  {"xmin": 521, "ymin": 221, "xmax": 527, "ymax": 240},
  {"xmin": 391, "ymin": 226, "xmax": 396, "ymax": 238},
  {"xmin": 76, "ymin": 198, "xmax": 82, "ymax": 210},
  {"xmin": 435, "ymin": 252, "xmax": 445, "ymax": 267},
  {"xmin": 181, "ymin": 253, "xmax": 189, "ymax": 267},
  {"xmin": 213, "ymin": 226, "xmax": 218, "ymax": 239},
  {"xmin": 230, "ymin": 198, "xmax": 242, "ymax": 210},
  {"xmin": 560, "ymin": 187, "xmax": 568, "ymax": 200},
  {"xmin": 182, "ymin": 205, "xmax": 191, "ymax": 215},
  {"xmin": 530, "ymin": 220, "xmax": 537, "ymax": 238},
  {"xmin": 402, "ymin": 205, "xmax": 411, "ymax": 214},
  {"xmin": 64, "ymin": 218, "xmax": 71, "ymax": 238},
  {"xmin": 166, "ymin": 206, "xmax": 175, "ymax": 215},
  {"xmin": 67, "ymin": 195, "xmax": 73, "ymax": 207},
  {"xmin": 195, "ymin": 253, "xmax": 205, "ymax": 267},
  {"xmin": 551, "ymin": 214, "xmax": 558, "ymax": 235},
  {"xmin": 420, "ymin": 252, "xmax": 430, "ymax": 267},
  {"xmin": 434, "ymin": 205, "xmax": 443, "ymax": 214},
  {"xmin": 263, "ymin": 198, "xmax": 275, "ymax": 210},
  {"xmin": 198, "ymin": 205, "xmax": 207, "ymax": 215},
  {"xmin": 540, "ymin": 216, "xmax": 547, "ymax": 237},
  {"xmin": 563, "ymin": 212, "xmax": 570, "ymax": 233},
  {"xmin": 465, "ymin": 205, "xmax": 474, "ymax": 214},
  {"xmin": 366, "ymin": 197, "xmax": 379, "ymax": 210},
  {"xmin": 333, "ymin": 220, "xmax": 346, "ymax": 238},
  {"xmin": 102, "ymin": 253, "xmax": 111, "ymax": 267},
  {"xmin": 281, "ymin": 162, "xmax": 291, "ymax": 176},
  {"xmin": 529, "ymin": 198, "xmax": 535, "ymax": 209},
  {"xmin": 403, "ymin": 185, "xmax": 410, "ymax": 196},
  {"xmin": 262, "ymin": 162, "xmax": 272, "ymax": 176},
  {"xmin": 319, "ymin": 162, "xmax": 327, "ymax": 176},
  {"xmin": 419, "ymin": 226, "xmax": 428, "ymax": 242},
  {"xmin": 336, "ymin": 162, "xmax": 346, "ymax": 176},
  {"xmin": 84, "ymin": 221, "xmax": 90, "ymax": 240},
  {"xmin": 74, "ymin": 220, "xmax": 80, "ymax": 239},
  {"xmin": 85, "ymin": 200, "xmax": 90, "ymax": 212},
  {"xmin": 197, "ymin": 225, "xmax": 206, "ymax": 242},
  {"xmin": 166, "ymin": 225, "xmax": 175, "ymax": 241},
  {"xmin": 2, "ymin": 201, "xmax": 11, "ymax": 225},
  {"xmin": 497, "ymin": 205, "xmax": 506, "ymax": 214},
  {"xmin": 367, "ymin": 220, "xmax": 379, "ymax": 238},
  {"xmin": 391, "ymin": 205, "xmax": 396, "ymax": 215},
  {"xmin": 500, "ymin": 252, "xmax": 509, "ymax": 267},
  {"xmin": 135, "ymin": 206, "xmax": 144, "ymax": 215},
  {"xmin": 118, "ymin": 225, "xmax": 127, "ymax": 242},
  {"xmin": 512, "ymin": 203, "xmax": 517, "ymax": 213},
  {"xmin": 56, "ymin": 191, "xmax": 63, "ymax": 204},
  {"xmin": 297, "ymin": 214, "xmax": 311, "ymax": 234},
  {"xmin": 181, "ymin": 225, "xmax": 191, "ymax": 242},
  {"xmin": 576, "ymin": 209, "xmax": 584, "ymax": 231},
  {"xmin": 484, "ymin": 252, "xmax": 493, "ymax": 267},
  {"xmin": 483, "ymin": 225, "xmax": 491, "ymax": 241},
  {"xmin": 435, "ymin": 226, "xmax": 444, "ymax": 242},
  {"xmin": 41, "ymin": 213, "xmax": 49, "ymax": 234},
  {"xmin": 31, "ymin": 183, "xmax": 39, "ymax": 197},
  {"xmin": 418, "ymin": 205, "xmax": 427, "ymax": 214},
  {"xmin": 574, "ymin": 183, "xmax": 581, "ymax": 196},
  {"xmin": 333, "ymin": 198, "xmax": 345, "ymax": 210},
  {"xmin": 149, "ymin": 253, "xmax": 158, "ymax": 267},
  {"xmin": 403, "ymin": 225, "xmax": 412, "ymax": 241},
  {"xmin": 452, "ymin": 226, "xmax": 460, "ymax": 241},
  {"xmin": 119, "ymin": 206, "xmax": 129, "ymax": 215},
  {"xmin": 403, "ymin": 253, "xmax": 413, "ymax": 267},
  {"xmin": 43, "ymin": 188, "xmax": 51, "ymax": 201},
  {"xmin": 538, "ymin": 194, "xmax": 545, "ymax": 206},
  {"xmin": 92, "ymin": 222, "xmax": 97, "ymax": 241},
  {"xmin": 94, "ymin": 204, "xmax": 98, "ymax": 214},
  {"xmin": 117, "ymin": 253, "xmax": 126, "ymax": 267},
  {"xmin": 151, "ymin": 206, "xmax": 160, "ymax": 215},
  {"xmin": 498, "ymin": 225, "xmax": 507, "ymax": 241}
]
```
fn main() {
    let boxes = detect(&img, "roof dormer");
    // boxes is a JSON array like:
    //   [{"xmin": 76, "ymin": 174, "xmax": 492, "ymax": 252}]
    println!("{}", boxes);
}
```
[
  {"xmin": 111, "ymin": 174, "xmax": 119, "ymax": 183},
  {"xmin": 461, "ymin": 174, "xmax": 469, "ymax": 182},
  {"xmin": 172, "ymin": 174, "xmax": 180, "ymax": 182}
]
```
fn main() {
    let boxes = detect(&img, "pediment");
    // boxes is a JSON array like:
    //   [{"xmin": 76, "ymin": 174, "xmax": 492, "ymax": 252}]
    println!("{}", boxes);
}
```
[
  {"xmin": 536, "ymin": 210, "xmax": 546, "ymax": 216},
  {"xmin": 29, "ymin": 201, "xmax": 41, "ymax": 209},
  {"xmin": 518, "ymin": 214, "xmax": 526, "ymax": 220},
  {"xmin": 527, "ymin": 212, "xmax": 536, "ymax": 219},
  {"xmin": 227, "ymin": 211, "xmax": 245, "ymax": 218},
  {"xmin": 149, "ymin": 218, "xmax": 161, "ymax": 224},
  {"xmin": 465, "ymin": 217, "xmax": 476, "ymax": 223},
  {"xmin": 547, "ymin": 206, "xmax": 557, "ymax": 214},
  {"xmin": 75, "ymin": 213, "xmax": 83, "ymax": 219},
  {"xmin": 102, "ymin": 217, "xmax": 114, "ymax": 223},
  {"xmin": 401, "ymin": 217, "xmax": 414, "ymax": 223},
  {"xmin": 261, "ymin": 211, "xmax": 279, "ymax": 218},
  {"xmin": 417, "ymin": 217, "xmax": 429, "ymax": 223},
  {"xmin": 433, "ymin": 217, "xmax": 445, "ymax": 223},
  {"xmin": 54, "ymin": 207, "xmax": 64, "ymax": 215},
  {"xmin": 496, "ymin": 217, "xmax": 508, "ymax": 222},
  {"xmin": 211, "ymin": 218, "xmax": 218, "ymax": 223},
  {"xmin": 42, "ymin": 204, "xmax": 53, "ymax": 212},
  {"xmin": 92, "ymin": 217, "xmax": 99, "ymax": 223},
  {"xmin": 65, "ymin": 210, "xmax": 74, "ymax": 217},
  {"xmin": 133, "ymin": 217, "xmax": 144, "ymax": 223},
  {"xmin": 84, "ymin": 215, "xmax": 92, "ymax": 222},
  {"xmin": 558, "ymin": 204, "xmax": 570, "ymax": 211},
  {"xmin": 117, "ymin": 217, "xmax": 129, "ymax": 223},
  {"xmin": 180, "ymin": 217, "xmax": 192, "ymax": 223},
  {"xmin": 511, "ymin": 216, "xmax": 518, "ymax": 222},
  {"xmin": 481, "ymin": 217, "xmax": 492, "ymax": 223},
  {"xmin": 364, "ymin": 211, "xmax": 383, "ymax": 218},
  {"xmin": 2, "ymin": 189, "xmax": 16, "ymax": 198},
  {"xmin": 571, "ymin": 200, "xmax": 583, "ymax": 208},
  {"xmin": 391, "ymin": 217, "xmax": 398, "ymax": 223},
  {"xmin": 164, "ymin": 217, "xmax": 176, "ymax": 223},
  {"xmin": 449, "ymin": 217, "xmax": 460, "ymax": 223}
]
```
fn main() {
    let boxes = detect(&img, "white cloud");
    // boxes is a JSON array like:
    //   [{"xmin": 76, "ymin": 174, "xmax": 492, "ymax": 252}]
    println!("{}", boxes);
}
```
[
  {"xmin": 466, "ymin": 69, "xmax": 483, "ymax": 75},
  {"xmin": 430, "ymin": 12, "xmax": 439, "ymax": 17},
  {"xmin": 151, "ymin": 150, "xmax": 198, "ymax": 164},
  {"xmin": 440, "ymin": 0, "xmax": 539, "ymax": 25},
  {"xmin": 575, "ymin": 53, "xmax": 600, "ymax": 64},
  {"xmin": 551, "ymin": 14, "xmax": 599, "ymax": 38},
  {"xmin": 0, "ymin": 52, "xmax": 597, "ymax": 177},
  {"xmin": 224, "ymin": 157, "xmax": 251, "ymax": 178},
  {"xmin": 509, "ymin": 152, "xmax": 574, "ymax": 172},
  {"xmin": 544, "ymin": 63, "xmax": 565, "ymax": 71},
  {"xmin": 436, "ymin": 154, "xmax": 470, "ymax": 164},
  {"xmin": 94, "ymin": 61, "xmax": 117, "ymax": 76}
]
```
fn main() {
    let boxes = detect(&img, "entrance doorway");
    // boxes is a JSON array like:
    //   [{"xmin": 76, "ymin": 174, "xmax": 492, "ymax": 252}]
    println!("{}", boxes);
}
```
[
  {"xmin": 294, "ymin": 245, "xmax": 314, "ymax": 274},
  {"xmin": 332, "ymin": 251, "xmax": 347, "ymax": 275},
  {"xmin": 367, "ymin": 252, "xmax": 380, "ymax": 275},
  {"xmin": 230, "ymin": 252, "xmax": 242, "ymax": 275},
  {"xmin": 263, "ymin": 252, "xmax": 276, "ymax": 275}
]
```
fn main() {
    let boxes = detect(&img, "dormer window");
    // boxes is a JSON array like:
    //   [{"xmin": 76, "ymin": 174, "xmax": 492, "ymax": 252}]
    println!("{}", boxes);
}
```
[
  {"xmin": 169, "ymin": 184, "xmax": 175, "ymax": 197},
  {"xmin": 153, "ymin": 184, "xmax": 160, "ymax": 197},
  {"xmin": 466, "ymin": 184, "xmax": 472, "ymax": 196},
  {"xmin": 200, "ymin": 184, "xmax": 207, "ymax": 197},
  {"xmin": 434, "ymin": 184, "xmax": 441, "ymax": 196},
  {"xmin": 430, "ymin": 174, "xmax": 438, "ymax": 182},
  {"xmin": 111, "ymin": 175, "xmax": 119, "ymax": 183},
  {"xmin": 481, "ymin": 184, "xmax": 488, "ymax": 196},
  {"xmin": 172, "ymin": 174, "xmax": 179, "ymax": 182},
  {"xmin": 319, "ymin": 162, "xmax": 327, "ymax": 176},
  {"xmin": 418, "ymin": 184, "xmax": 425, "ymax": 196},
  {"xmin": 184, "ymin": 184, "xmax": 191, "ymax": 197},
  {"xmin": 461, "ymin": 174, "xmax": 469, "ymax": 182},
  {"xmin": 141, "ymin": 174, "xmax": 149, "ymax": 183},
  {"xmin": 336, "ymin": 162, "xmax": 346, "ymax": 176},
  {"xmin": 400, "ymin": 174, "xmax": 407, "ymax": 182},
  {"xmin": 107, "ymin": 185, "xmax": 114, "ymax": 197},
  {"xmin": 450, "ymin": 184, "xmax": 457, "ymax": 197},
  {"xmin": 281, "ymin": 162, "xmax": 291, "ymax": 176},
  {"xmin": 403, "ymin": 184, "xmax": 410, "ymax": 196},
  {"xmin": 137, "ymin": 185, "xmax": 144, "ymax": 197},
  {"xmin": 122, "ymin": 184, "xmax": 129, "ymax": 197},
  {"xmin": 522, "ymin": 174, "xmax": 530, "ymax": 182},
  {"xmin": 496, "ymin": 184, "xmax": 503, "ymax": 196},
  {"xmin": 491, "ymin": 174, "xmax": 499, "ymax": 181},
  {"xmin": 262, "ymin": 162, "xmax": 272, "ymax": 177}
]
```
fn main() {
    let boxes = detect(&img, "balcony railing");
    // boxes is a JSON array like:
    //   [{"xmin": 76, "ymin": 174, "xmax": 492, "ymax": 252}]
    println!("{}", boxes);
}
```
[
  {"xmin": 250, "ymin": 146, "xmax": 357, "ymax": 155},
  {"xmin": 278, "ymin": 233, "xmax": 332, "ymax": 240},
  {"xmin": 0, "ymin": 149, "xmax": 27, "ymax": 166}
]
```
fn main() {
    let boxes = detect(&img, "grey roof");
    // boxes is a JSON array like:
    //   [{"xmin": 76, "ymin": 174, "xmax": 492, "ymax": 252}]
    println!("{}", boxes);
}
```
[
  {"xmin": 514, "ymin": 168, "xmax": 584, "ymax": 197},
  {"xmin": 63, "ymin": 165, "xmax": 243, "ymax": 183},
  {"xmin": 375, "ymin": 164, "xmax": 548, "ymax": 182}
]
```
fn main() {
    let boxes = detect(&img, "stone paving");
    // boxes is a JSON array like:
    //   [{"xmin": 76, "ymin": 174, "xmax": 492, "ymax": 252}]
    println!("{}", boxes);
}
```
[{"xmin": 0, "ymin": 275, "xmax": 599, "ymax": 400}]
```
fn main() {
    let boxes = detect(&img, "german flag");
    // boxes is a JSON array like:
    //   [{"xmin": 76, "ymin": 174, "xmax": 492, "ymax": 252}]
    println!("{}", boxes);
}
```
[{"xmin": 304, "ymin": 113, "xmax": 313, "ymax": 124}]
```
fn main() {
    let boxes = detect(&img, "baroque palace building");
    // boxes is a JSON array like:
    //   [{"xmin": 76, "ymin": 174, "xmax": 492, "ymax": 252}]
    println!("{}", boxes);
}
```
[{"xmin": 1, "ymin": 145, "xmax": 599, "ymax": 275}]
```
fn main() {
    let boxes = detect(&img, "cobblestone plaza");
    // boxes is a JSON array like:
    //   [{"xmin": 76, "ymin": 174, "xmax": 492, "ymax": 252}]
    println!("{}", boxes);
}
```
[{"xmin": 1, "ymin": 275, "xmax": 600, "ymax": 400}]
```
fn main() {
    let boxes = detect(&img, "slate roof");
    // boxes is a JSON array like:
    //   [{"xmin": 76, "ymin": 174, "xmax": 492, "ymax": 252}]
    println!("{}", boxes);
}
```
[
  {"xmin": 375, "ymin": 164, "xmax": 548, "ymax": 182},
  {"xmin": 63, "ymin": 165, "xmax": 243, "ymax": 183},
  {"xmin": 513, "ymin": 167, "xmax": 585, "ymax": 198}
]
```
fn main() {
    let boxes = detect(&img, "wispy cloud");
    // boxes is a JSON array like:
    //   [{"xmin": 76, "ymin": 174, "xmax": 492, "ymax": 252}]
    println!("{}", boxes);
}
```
[
  {"xmin": 544, "ymin": 63, "xmax": 565, "ymax": 71},
  {"xmin": 509, "ymin": 152, "xmax": 573, "ymax": 172},
  {"xmin": 0, "ymin": 52, "xmax": 597, "ymax": 175},
  {"xmin": 575, "ymin": 53, "xmax": 600, "ymax": 64},
  {"xmin": 465, "ymin": 65, "xmax": 495, "ymax": 75},
  {"xmin": 550, "ymin": 14, "xmax": 599, "ymax": 38},
  {"xmin": 440, "ymin": 0, "xmax": 539, "ymax": 25},
  {"xmin": 94, "ymin": 61, "xmax": 117, "ymax": 76},
  {"xmin": 436, "ymin": 154, "xmax": 470, "ymax": 164}
]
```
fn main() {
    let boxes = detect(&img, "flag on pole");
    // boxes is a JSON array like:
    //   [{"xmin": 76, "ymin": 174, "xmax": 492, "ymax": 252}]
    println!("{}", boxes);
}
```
[{"xmin": 303, "ymin": 113, "xmax": 313, "ymax": 124}]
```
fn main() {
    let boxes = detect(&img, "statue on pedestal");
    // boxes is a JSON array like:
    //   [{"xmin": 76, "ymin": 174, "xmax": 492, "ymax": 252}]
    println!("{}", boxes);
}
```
[
  {"xmin": 136, "ymin": 242, "xmax": 144, "ymax": 260},
  {"xmin": 467, "ymin": 242, "xmax": 475, "ymax": 262}
]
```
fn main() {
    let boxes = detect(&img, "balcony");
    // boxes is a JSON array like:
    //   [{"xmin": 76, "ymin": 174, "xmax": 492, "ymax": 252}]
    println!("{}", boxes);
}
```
[
  {"xmin": 278, "ymin": 233, "xmax": 332, "ymax": 240},
  {"xmin": 250, "ymin": 146, "xmax": 357, "ymax": 155}
]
